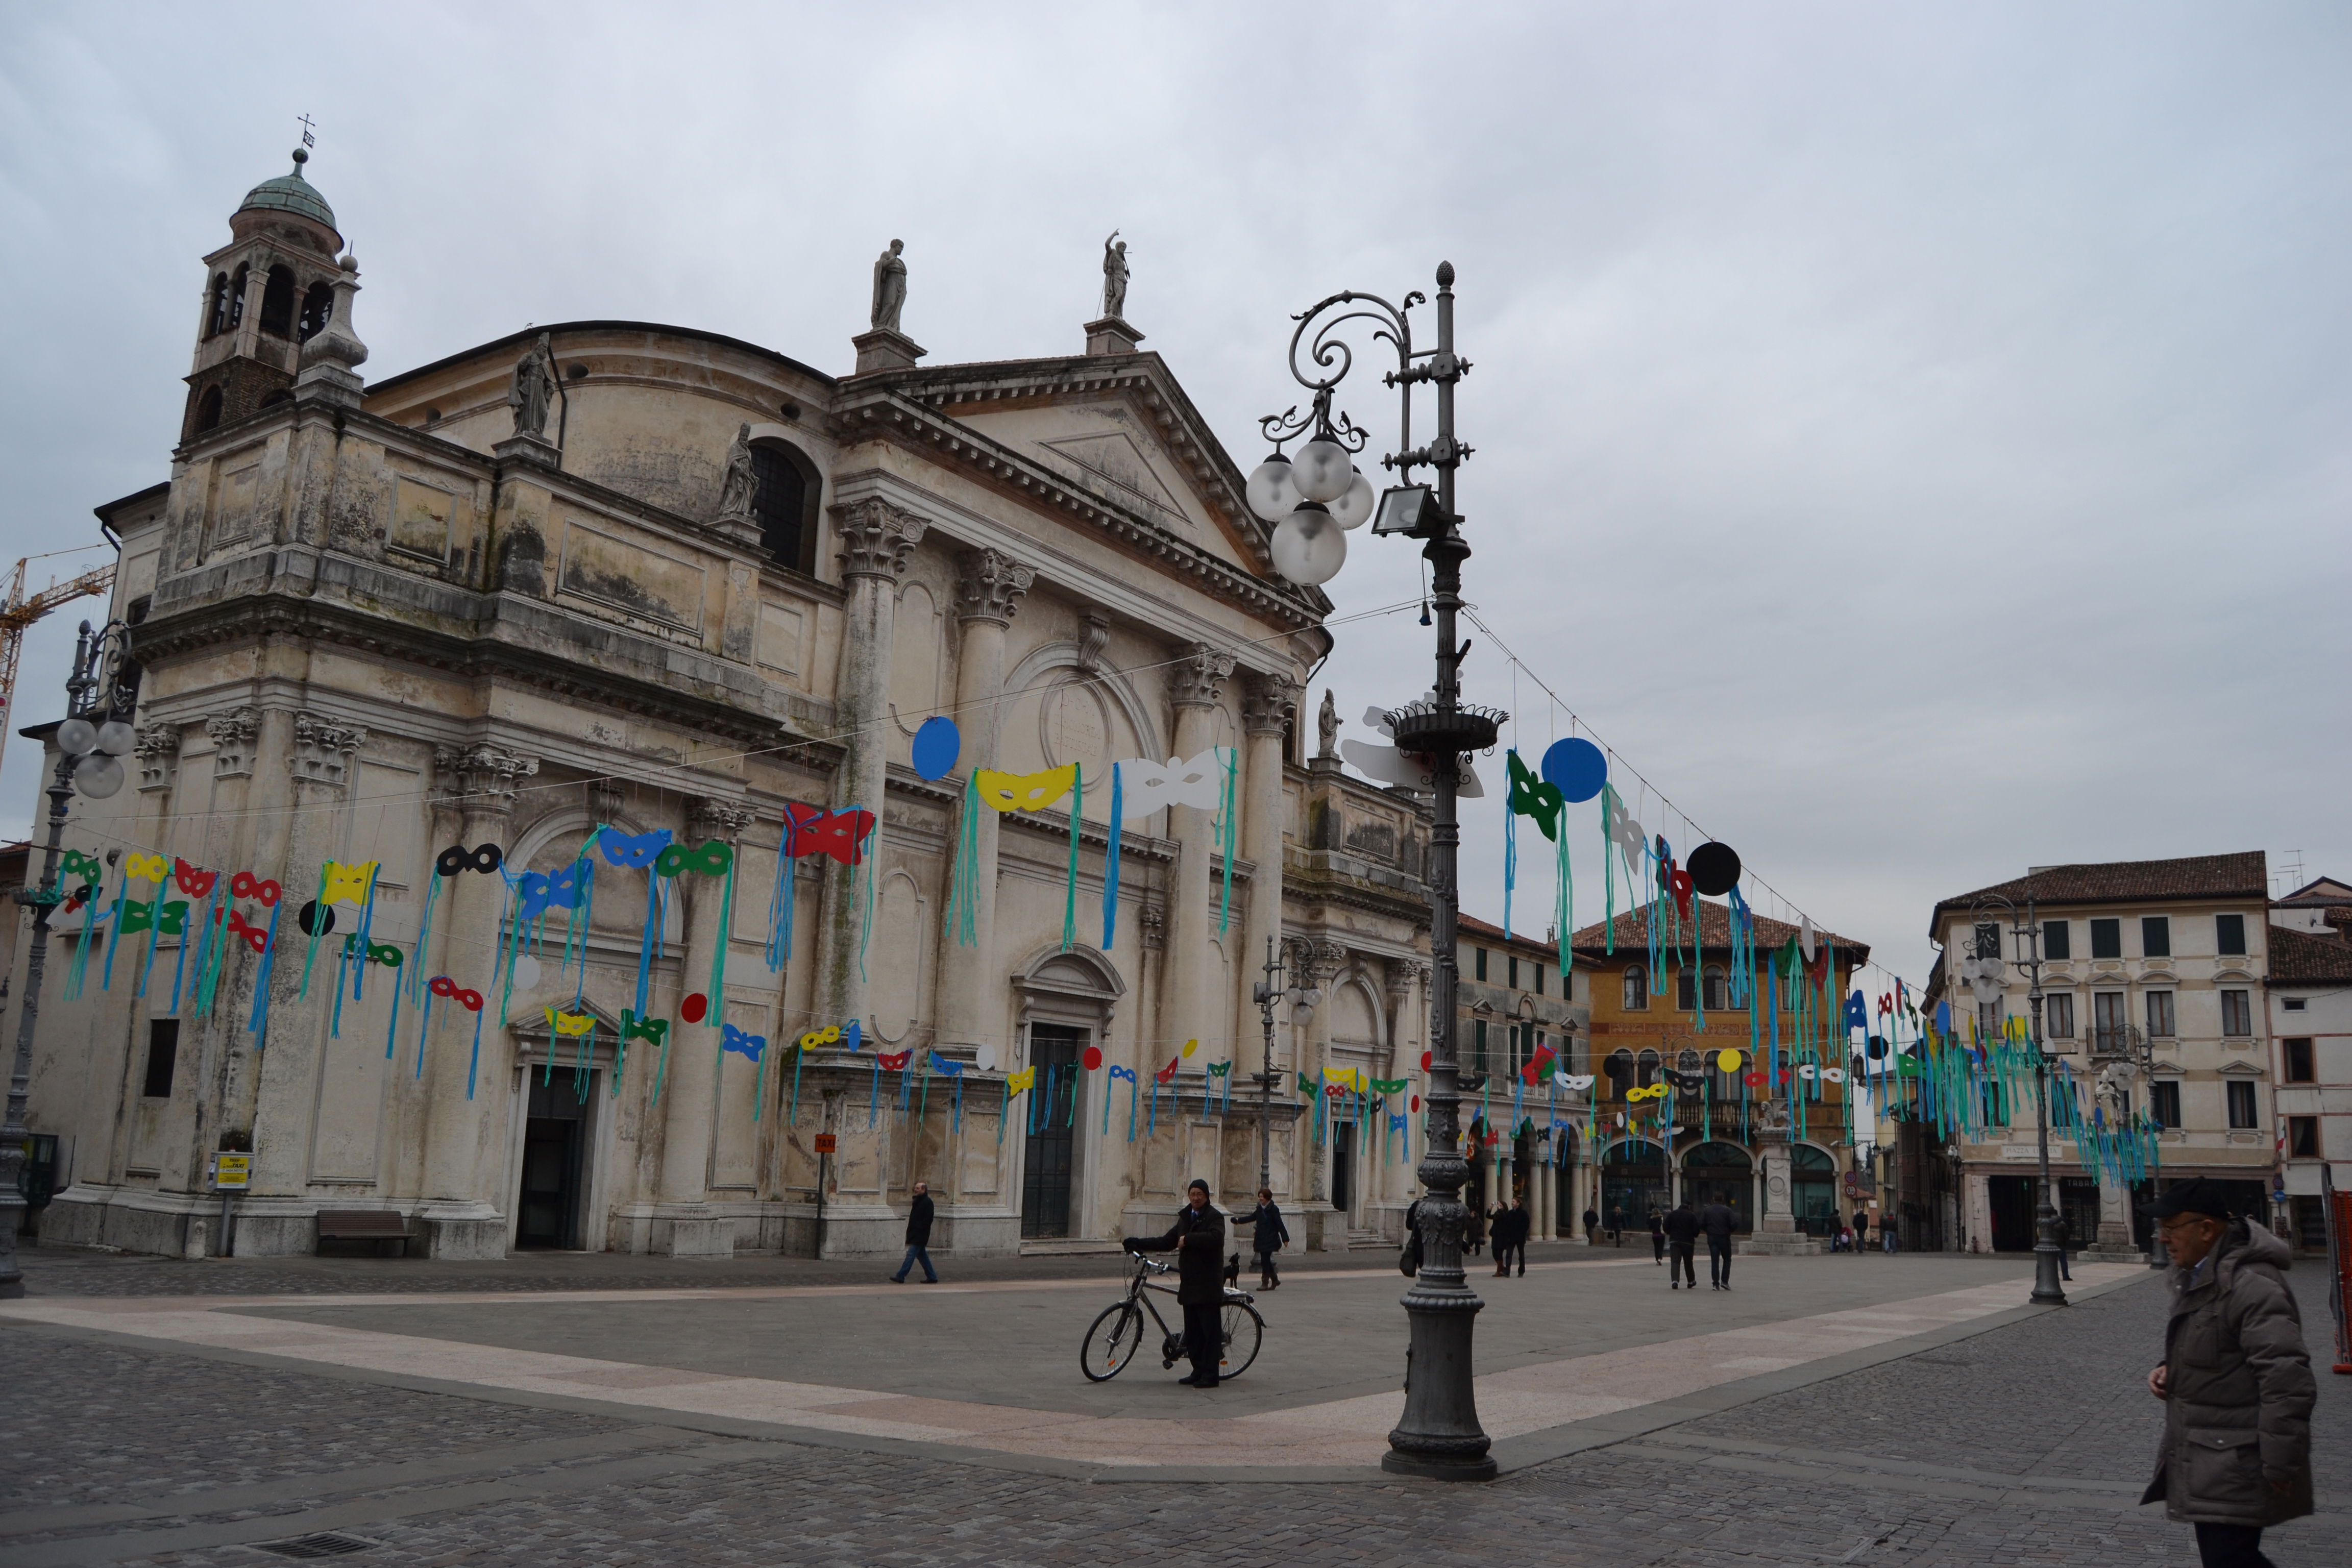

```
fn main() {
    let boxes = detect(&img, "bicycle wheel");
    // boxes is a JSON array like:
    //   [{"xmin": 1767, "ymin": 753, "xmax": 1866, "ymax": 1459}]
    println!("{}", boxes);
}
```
[
  {"xmin": 1081, "ymin": 1302, "xmax": 1141, "ymax": 1382},
  {"xmin": 1217, "ymin": 1299, "xmax": 1264, "ymax": 1380}
]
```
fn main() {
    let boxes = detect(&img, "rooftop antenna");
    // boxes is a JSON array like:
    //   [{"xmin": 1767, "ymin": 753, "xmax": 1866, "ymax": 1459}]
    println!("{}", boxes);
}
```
[{"xmin": 2274, "ymin": 850, "xmax": 2304, "ymax": 898}]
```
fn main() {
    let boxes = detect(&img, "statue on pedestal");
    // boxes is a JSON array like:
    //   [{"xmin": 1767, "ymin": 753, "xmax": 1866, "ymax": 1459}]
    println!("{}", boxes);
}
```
[
  {"xmin": 508, "ymin": 332, "xmax": 558, "ymax": 439},
  {"xmin": 1102, "ymin": 231, "xmax": 1130, "ymax": 320},
  {"xmin": 716, "ymin": 423, "xmax": 757, "ymax": 523},
  {"xmin": 871, "ymin": 239, "xmax": 908, "ymax": 333},
  {"xmin": 1316, "ymin": 689, "xmax": 1340, "ymax": 758}
]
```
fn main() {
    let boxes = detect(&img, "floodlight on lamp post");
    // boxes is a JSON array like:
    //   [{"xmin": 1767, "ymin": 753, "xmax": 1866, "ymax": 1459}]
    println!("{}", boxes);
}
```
[
  {"xmin": 1248, "ymin": 263, "xmax": 1500, "ymax": 1481},
  {"xmin": 0, "ymin": 618, "xmax": 137, "ymax": 1297}
]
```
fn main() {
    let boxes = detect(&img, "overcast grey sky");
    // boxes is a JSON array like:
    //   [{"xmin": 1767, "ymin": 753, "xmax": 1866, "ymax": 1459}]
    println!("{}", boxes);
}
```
[{"xmin": 3, "ymin": 3, "xmax": 2345, "ymax": 987}]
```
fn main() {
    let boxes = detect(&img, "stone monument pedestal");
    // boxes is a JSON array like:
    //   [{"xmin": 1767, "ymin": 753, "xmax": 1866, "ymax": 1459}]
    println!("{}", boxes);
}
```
[
  {"xmin": 852, "ymin": 328, "xmax": 926, "ymax": 375},
  {"xmin": 1084, "ymin": 315, "xmax": 1146, "ymax": 357},
  {"xmin": 493, "ymin": 432, "xmax": 562, "ymax": 469}
]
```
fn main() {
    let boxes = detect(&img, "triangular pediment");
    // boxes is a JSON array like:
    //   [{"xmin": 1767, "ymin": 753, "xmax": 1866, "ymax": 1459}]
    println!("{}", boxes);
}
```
[{"xmin": 1039, "ymin": 431, "xmax": 1186, "ymax": 521}]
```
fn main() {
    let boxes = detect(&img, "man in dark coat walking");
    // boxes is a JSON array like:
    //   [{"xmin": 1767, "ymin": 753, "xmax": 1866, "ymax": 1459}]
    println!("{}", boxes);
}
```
[
  {"xmin": 1698, "ymin": 1196, "xmax": 1737, "ymax": 1290},
  {"xmin": 1237, "ymin": 1187, "xmax": 1289, "ymax": 1290},
  {"xmin": 1582, "ymin": 1205, "xmax": 1600, "ymax": 1244},
  {"xmin": 891, "ymin": 1181, "xmax": 937, "ymax": 1283},
  {"xmin": 1663, "ymin": 1199, "xmax": 1700, "ymax": 1289},
  {"xmin": 1127, "ymin": 1178, "xmax": 1229, "ymax": 1387},
  {"xmin": 2141, "ymin": 1179, "xmax": 2314, "ymax": 1568}
]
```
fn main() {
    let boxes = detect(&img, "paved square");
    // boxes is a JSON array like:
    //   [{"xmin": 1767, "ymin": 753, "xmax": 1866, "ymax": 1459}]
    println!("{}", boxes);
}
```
[{"xmin": 1, "ymin": 1247, "xmax": 2343, "ymax": 1565}]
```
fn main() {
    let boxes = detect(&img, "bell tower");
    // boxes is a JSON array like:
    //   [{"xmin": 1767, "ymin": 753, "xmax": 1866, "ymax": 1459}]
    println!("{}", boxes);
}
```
[{"xmin": 181, "ymin": 148, "xmax": 348, "ymax": 443}]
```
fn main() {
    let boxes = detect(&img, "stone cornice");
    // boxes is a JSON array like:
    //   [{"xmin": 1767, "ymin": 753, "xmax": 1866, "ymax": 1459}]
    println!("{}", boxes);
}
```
[{"xmin": 823, "ymin": 384, "xmax": 1329, "ymax": 635}]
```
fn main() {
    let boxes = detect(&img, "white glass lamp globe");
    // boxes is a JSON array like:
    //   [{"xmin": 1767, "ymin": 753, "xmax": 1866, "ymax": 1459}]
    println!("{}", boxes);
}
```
[
  {"xmin": 73, "ymin": 753, "xmax": 125, "ymax": 799},
  {"xmin": 57, "ymin": 718, "xmax": 98, "ymax": 757},
  {"xmin": 1292, "ymin": 437, "xmax": 1355, "ymax": 504},
  {"xmin": 96, "ymin": 720, "xmax": 137, "ymax": 756},
  {"xmin": 1245, "ymin": 455, "xmax": 1302, "ymax": 523},
  {"xmin": 1270, "ymin": 504, "xmax": 1346, "ymax": 586},
  {"xmin": 1328, "ymin": 469, "xmax": 1376, "ymax": 529}
]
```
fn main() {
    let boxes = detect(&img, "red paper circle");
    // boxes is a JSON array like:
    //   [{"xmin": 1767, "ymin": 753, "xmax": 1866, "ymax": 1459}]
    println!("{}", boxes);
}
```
[
  {"xmin": 1082, "ymin": 1045, "xmax": 1103, "ymax": 1071},
  {"xmin": 1420, "ymin": 1051, "xmax": 1433, "ymax": 1073},
  {"xmin": 681, "ymin": 993, "xmax": 708, "ymax": 1023},
  {"xmin": 1411, "ymin": 1094, "xmax": 1421, "ymax": 1112}
]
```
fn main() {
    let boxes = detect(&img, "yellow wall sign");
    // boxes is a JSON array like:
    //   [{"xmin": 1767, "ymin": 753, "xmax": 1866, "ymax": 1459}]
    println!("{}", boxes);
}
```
[{"xmin": 210, "ymin": 1154, "xmax": 252, "ymax": 1190}]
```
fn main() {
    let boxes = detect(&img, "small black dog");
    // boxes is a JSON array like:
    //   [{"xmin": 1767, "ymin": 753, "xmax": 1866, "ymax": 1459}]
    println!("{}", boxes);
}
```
[{"xmin": 1223, "ymin": 1252, "xmax": 1242, "ymax": 1289}]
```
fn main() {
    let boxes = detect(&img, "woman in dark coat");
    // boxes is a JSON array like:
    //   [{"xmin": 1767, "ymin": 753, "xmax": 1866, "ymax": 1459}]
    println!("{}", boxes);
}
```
[
  {"xmin": 1464, "ymin": 1202, "xmax": 1486, "ymax": 1257},
  {"xmin": 1126, "ymin": 1179, "xmax": 1229, "ymax": 1387},
  {"xmin": 1237, "ymin": 1187, "xmax": 1290, "ymax": 1290}
]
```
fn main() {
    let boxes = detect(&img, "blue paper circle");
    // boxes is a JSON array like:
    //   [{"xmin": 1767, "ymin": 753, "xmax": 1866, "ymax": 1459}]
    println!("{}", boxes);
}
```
[
  {"xmin": 1541, "ymin": 737, "xmax": 1607, "ymax": 802},
  {"xmin": 911, "ymin": 716, "xmax": 961, "ymax": 781}
]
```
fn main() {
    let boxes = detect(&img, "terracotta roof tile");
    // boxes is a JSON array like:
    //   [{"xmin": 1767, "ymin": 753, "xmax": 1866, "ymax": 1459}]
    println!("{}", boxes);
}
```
[
  {"xmin": 1930, "ymin": 853, "xmax": 2266, "ymax": 934},
  {"xmin": 1457, "ymin": 912, "xmax": 1566, "ymax": 952},
  {"xmin": 2266, "ymin": 923, "xmax": 2352, "ymax": 986},
  {"xmin": 1570, "ymin": 899, "xmax": 1869, "ymax": 966}
]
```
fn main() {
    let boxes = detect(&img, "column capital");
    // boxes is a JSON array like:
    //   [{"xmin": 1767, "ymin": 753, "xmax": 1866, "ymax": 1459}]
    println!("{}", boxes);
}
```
[
  {"xmin": 1241, "ymin": 671, "xmax": 1300, "ymax": 736},
  {"xmin": 1168, "ymin": 643, "xmax": 1237, "ymax": 710},
  {"xmin": 832, "ymin": 497, "xmax": 929, "ymax": 581},
  {"xmin": 689, "ymin": 797, "xmax": 758, "ymax": 844},
  {"xmin": 205, "ymin": 707, "xmax": 259, "ymax": 779},
  {"xmin": 433, "ymin": 742, "xmax": 540, "ymax": 818},
  {"xmin": 134, "ymin": 723, "xmax": 181, "ymax": 792},
  {"xmin": 291, "ymin": 713, "xmax": 369, "ymax": 789},
  {"xmin": 954, "ymin": 547, "xmax": 1036, "ymax": 625}
]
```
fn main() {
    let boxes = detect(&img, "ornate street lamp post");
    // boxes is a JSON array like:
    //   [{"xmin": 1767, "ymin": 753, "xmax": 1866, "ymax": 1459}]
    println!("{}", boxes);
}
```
[
  {"xmin": 1252, "ymin": 937, "xmax": 1319, "ymax": 1197},
  {"xmin": 0, "ymin": 619, "xmax": 136, "ymax": 1298},
  {"xmin": 1248, "ymin": 262, "xmax": 1502, "ymax": 1480},
  {"xmin": 1965, "ymin": 892, "xmax": 2067, "ymax": 1308}
]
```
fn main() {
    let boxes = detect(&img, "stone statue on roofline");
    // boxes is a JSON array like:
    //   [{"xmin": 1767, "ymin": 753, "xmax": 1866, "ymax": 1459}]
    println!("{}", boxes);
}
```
[
  {"xmin": 871, "ymin": 238, "xmax": 908, "ymax": 333},
  {"xmin": 509, "ymin": 332, "xmax": 558, "ymax": 439},
  {"xmin": 1102, "ymin": 231, "xmax": 1130, "ymax": 320},
  {"xmin": 716, "ymin": 423, "xmax": 756, "ymax": 523},
  {"xmin": 1317, "ymin": 689, "xmax": 1340, "ymax": 758}
]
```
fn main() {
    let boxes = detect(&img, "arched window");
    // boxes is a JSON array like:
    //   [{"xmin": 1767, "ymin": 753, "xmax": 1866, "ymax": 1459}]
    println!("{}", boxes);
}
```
[
  {"xmin": 751, "ymin": 441, "xmax": 819, "ymax": 573},
  {"xmin": 1621, "ymin": 965, "xmax": 1648, "ymax": 1011},
  {"xmin": 1634, "ymin": 1048, "xmax": 1661, "ymax": 1089},
  {"xmin": 1676, "ymin": 969, "xmax": 1696, "ymax": 1010},
  {"xmin": 191, "ymin": 385, "xmax": 224, "ymax": 435},
  {"xmin": 1703, "ymin": 965, "xmax": 1727, "ymax": 1012},
  {"xmin": 257, "ymin": 265, "xmax": 296, "ymax": 337},
  {"xmin": 297, "ymin": 281, "xmax": 334, "ymax": 340},
  {"xmin": 205, "ymin": 274, "xmax": 231, "ymax": 337}
]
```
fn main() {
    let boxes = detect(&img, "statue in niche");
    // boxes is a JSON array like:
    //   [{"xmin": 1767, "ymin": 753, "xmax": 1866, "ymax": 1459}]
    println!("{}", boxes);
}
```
[
  {"xmin": 1316, "ymin": 689, "xmax": 1340, "ymax": 758},
  {"xmin": 1101, "ymin": 231, "xmax": 1130, "ymax": 320},
  {"xmin": 716, "ymin": 423, "xmax": 757, "ymax": 522},
  {"xmin": 871, "ymin": 238, "xmax": 908, "ymax": 333},
  {"xmin": 508, "ymin": 332, "xmax": 558, "ymax": 438}
]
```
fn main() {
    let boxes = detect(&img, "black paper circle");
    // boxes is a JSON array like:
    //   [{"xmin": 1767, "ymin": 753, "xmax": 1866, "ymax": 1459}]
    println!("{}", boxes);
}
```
[
  {"xmin": 1687, "ymin": 841, "xmax": 1742, "ymax": 897},
  {"xmin": 297, "ymin": 900, "xmax": 336, "ymax": 937},
  {"xmin": 1867, "ymin": 1035, "xmax": 1889, "ymax": 1060}
]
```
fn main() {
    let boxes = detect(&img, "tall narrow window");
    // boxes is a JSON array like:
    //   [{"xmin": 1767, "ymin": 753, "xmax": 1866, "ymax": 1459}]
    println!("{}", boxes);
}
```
[
  {"xmin": 2216, "ymin": 914, "xmax": 2246, "ymax": 957},
  {"xmin": 2288, "ymin": 1116, "xmax": 2320, "ymax": 1158},
  {"xmin": 1474, "ymin": 947, "xmax": 1487, "ymax": 982},
  {"xmin": 227, "ymin": 263, "xmax": 249, "ymax": 330},
  {"xmin": 2221, "ymin": 990, "xmax": 2252, "ymax": 1037},
  {"xmin": 1508, "ymin": 955, "xmax": 1519, "ymax": 990},
  {"xmin": 2145, "ymin": 991, "xmax": 2175, "ymax": 1038},
  {"xmin": 1677, "ymin": 969, "xmax": 1697, "ymax": 1011},
  {"xmin": 2226, "ymin": 1080, "xmax": 2257, "ymax": 1129},
  {"xmin": 2044, "ymin": 992, "xmax": 2075, "ymax": 1039},
  {"xmin": 751, "ymin": 443, "xmax": 815, "ymax": 572},
  {"xmin": 2150, "ymin": 1080, "xmax": 2180, "ymax": 1129},
  {"xmin": 205, "ymin": 273, "xmax": 231, "ymax": 337},
  {"xmin": 2042, "ymin": 920, "xmax": 2071, "ymax": 960},
  {"xmin": 2090, "ymin": 919, "xmax": 2121, "ymax": 959},
  {"xmin": 2284, "ymin": 1038, "xmax": 2314, "ymax": 1083},
  {"xmin": 1703, "ymin": 966, "xmax": 1727, "ymax": 1012},
  {"xmin": 1473, "ymin": 1020, "xmax": 1488, "ymax": 1074},
  {"xmin": 2141, "ymin": 917, "xmax": 2170, "ymax": 958},
  {"xmin": 297, "ymin": 280, "xmax": 335, "ymax": 340},
  {"xmin": 257, "ymin": 265, "xmax": 296, "ymax": 337},
  {"xmin": 2093, "ymin": 991, "xmax": 2127, "ymax": 1052},
  {"xmin": 1534, "ymin": 966, "xmax": 1545, "ymax": 997},
  {"xmin": 1622, "ymin": 966, "xmax": 1648, "ymax": 1011},
  {"xmin": 141, "ymin": 1020, "xmax": 179, "ymax": 1098}
]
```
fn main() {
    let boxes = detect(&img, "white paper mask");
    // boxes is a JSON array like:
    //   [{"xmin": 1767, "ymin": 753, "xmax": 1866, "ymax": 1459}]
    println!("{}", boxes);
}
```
[{"xmin": 1115, "ymin": 747, "xmax": 1234, "ymax": 819}]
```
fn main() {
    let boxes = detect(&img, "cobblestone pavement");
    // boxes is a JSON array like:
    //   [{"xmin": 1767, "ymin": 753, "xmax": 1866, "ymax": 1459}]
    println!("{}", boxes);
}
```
[{"xmin": 3, "ymin": 1259, "xmax": 2343, "ymax": 1566}]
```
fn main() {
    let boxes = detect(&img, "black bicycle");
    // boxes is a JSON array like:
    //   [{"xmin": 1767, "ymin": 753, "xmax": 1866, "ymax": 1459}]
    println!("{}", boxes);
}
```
[{"xmin": 1081, "ymin": 1253, "xmax": 1264, "ymax": 1382}]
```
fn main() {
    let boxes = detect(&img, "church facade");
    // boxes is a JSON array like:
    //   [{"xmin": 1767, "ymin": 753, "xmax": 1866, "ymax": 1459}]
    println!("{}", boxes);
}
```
[{"xmin": 19, "ymin": 154, "xmax": 1440, "ymax": 1261}]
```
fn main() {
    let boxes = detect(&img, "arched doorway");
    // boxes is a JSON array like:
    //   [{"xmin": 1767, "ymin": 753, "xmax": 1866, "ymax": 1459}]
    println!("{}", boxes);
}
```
[
  {"xmin": 1791, "ymin": 1143, "xmax": 1838, "ymax": 1236},
  {"xmin": 1601, "ymin": 1139, "xmax": 1665, "ymax": 1231},
  {"xmin": 1682, "ymin": 1141, "xmax": 1752, "ymax": 1231}
]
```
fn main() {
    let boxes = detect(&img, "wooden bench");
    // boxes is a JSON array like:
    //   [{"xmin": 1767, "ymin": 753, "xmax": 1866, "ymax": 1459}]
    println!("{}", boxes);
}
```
[{"xmin": 315, "ymin": 1209, "xmax": 413, "ymax": 1258}]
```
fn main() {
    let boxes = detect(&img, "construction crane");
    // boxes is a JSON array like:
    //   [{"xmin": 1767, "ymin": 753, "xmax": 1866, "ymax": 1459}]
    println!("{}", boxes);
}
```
[{"xmin": 0, "ymin": 549, "xmax": 117, "ymax": 785}]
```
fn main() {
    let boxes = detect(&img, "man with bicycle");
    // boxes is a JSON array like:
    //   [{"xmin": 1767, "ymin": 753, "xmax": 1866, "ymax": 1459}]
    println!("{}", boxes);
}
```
[{"xmin": 1125, "ymin": 1179, "xmax": 1228, "ymax": 1388}]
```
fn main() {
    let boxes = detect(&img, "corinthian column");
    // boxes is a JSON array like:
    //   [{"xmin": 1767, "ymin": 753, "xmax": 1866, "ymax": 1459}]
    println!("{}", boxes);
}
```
[
  {"xmin": 1236, "ymin": 673, "xmax": 1295, "ymax": 1067},
  {"xmin": 1160, "ymin": 644, "xmax": 1234, "ymax": 1067},
  {"xmin": 935, "ymin": 548, "xmax": 1034, "ymax": 1052},
  {"xmin": 661, "ymin": 797, "xmax": 758, "ymax": 1217},
  {"xmin": 418, "ymin": 742, "xmax": 537, "ymax": 1259},
  {"xmin": 816, "ymin": 499, "xmax": 926, "ymax": 1031}
]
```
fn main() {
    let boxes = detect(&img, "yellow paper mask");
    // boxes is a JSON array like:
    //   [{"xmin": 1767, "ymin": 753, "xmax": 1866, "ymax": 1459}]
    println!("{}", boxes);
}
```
[
  {"xmin": 321, "ymin": 860, "xmax": 380, "ymax": 906},
  {"xmin": 975, "ymin": 765, "xmax": 1076, "ymax": 815},
  {"xmin": 544, "ymin": 1007, "xmax": 596, "ymax": 1037},
  {"xmin": 1006, "ymin": 1066, "xmax": 1037, "ymax": 1094},
  {"xmin": 124, "ymin": 852, "xmax": 169, "ymax": 884}
]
